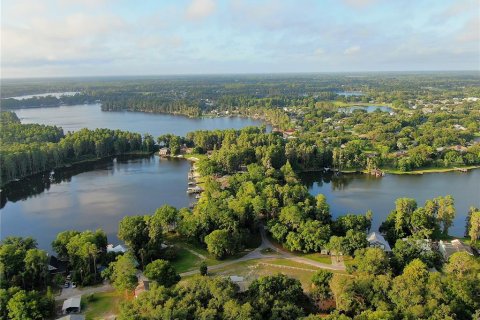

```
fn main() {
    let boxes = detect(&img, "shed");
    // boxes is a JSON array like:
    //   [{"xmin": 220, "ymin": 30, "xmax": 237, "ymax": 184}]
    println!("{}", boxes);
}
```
[
  {"xmin": 367, "ymin": 232, "xmax": 392, "ymax": 252},
  {"xmin": 62, "ymin": 296, "xmax": 81, "ymax": 314}
]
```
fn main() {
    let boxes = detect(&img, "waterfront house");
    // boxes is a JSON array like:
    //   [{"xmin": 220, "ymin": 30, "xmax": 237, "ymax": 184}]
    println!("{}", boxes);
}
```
[
  {"xmin": 48, "ymin": 255, "xmax": 67, "ymax": 275},
  {"xmin": 367, "ymin": 232, "xmax": 392, "ymax": 252},
  {"xmin": 159, "ymin": 148, "xmax": 170, "ymax": 157},
  {"xmin": 439, "ymin": 239, "xmax": 473, "ymax": 260}
]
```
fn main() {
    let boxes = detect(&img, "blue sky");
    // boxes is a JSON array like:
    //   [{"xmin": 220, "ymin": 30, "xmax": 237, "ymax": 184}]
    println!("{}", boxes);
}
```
[{"xmin": 2, "ymin": 0, "xmax": 479, "ymax": 78}]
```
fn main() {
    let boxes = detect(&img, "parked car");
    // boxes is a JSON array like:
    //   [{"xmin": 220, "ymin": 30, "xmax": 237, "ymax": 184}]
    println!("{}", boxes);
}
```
[
  {"xmin": 64, "ymin": 282, "xmax": 69, "ymax": 288},
  {"xmin": 72, "ymin": 282, "xmax": 77, "ymax": 288},
  {"xmin": 66, "ymin": 274, "xmax": 71, "ymax": 281}
]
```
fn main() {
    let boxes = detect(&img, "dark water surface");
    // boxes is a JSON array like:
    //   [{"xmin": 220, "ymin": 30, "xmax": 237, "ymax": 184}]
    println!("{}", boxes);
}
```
[{"xmin": 300, "ymin": 170, "xmax": 480, "ymax": 237}]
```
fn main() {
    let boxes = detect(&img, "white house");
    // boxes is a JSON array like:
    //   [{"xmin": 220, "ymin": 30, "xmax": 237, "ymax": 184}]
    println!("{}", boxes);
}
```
[{"xmin": 367, "ymin": 232, "xmax": 392, "ymax": 252}]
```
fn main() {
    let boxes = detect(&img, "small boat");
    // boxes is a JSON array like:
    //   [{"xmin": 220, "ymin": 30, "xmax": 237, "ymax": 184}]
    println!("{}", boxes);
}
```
[{"xmin": 195, "ymin": 194, "xmax": 201, "ymax": 199}]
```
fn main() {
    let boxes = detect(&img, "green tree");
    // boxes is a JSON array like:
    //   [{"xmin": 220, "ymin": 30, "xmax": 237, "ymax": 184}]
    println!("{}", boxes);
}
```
[
  {"xmin": 144, "ymin": 259, "xmax": 180, "ymax": 287},
  {"xmin": 105, "ymin": 253, "xmax": 138, "ymax": 297},
  {"xmin": 204, "ymin": 229, "xmax": 235, "ymax": 259},
  {"xmin": 351, "ymin": 247, "xmax": 390, "ymax": 275},
  {"xmin": 199, "ymin": 261, "xmax": 208, "ymax": 276},
  {"xmin": 311, "ymin": 269, "xmax": 333, "ymax": 303}
]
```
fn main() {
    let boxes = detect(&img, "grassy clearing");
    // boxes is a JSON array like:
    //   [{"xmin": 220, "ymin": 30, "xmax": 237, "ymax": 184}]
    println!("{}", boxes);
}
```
[
  {"xmin": 171, "ymin": 247, "xmax": 203, "ymax": 273},
  {"xmin": 297, "ymin": 253, "xmax": 332, "ymax": 265},
  {"xmin": 208, "ymin": 258, "xmax": 350, "ymax": 291},
  {"xmin": 84, "ymin": 291, "xmax": 123, "ymax": 320}
]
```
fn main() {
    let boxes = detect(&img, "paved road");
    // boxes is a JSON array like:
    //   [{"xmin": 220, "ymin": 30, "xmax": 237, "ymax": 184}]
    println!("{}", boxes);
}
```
[
  {"xmin": 180, "ymin": 225, "xmax": 345, "ymax": 276},
  {"xmin": 55, "ymin": 282, "xmax": 113, "ymax": 301}
]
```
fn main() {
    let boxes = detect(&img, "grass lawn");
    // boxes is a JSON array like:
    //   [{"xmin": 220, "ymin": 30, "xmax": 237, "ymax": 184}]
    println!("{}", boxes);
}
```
[
  {"xmin": 84, "ymin": 291, "xmax": 124, "ymax": 320},
  {"xmin": 298, "ymin": 253, "xmax": 332, "ymax": 265},
  {"xmin": 171, "ymin": 247, "xmax": 203, "ymax": 273},
  {"xmin": 208, "ymin": 258, "xmax": 348, "ymax": 291}
]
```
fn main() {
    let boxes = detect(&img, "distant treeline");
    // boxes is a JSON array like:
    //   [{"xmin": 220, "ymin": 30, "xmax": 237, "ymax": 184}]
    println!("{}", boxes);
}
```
[
  {"xmin": 0, "ymin": 112, "xmax": 156, "ymax": 186},
  {"xmin": 1, "ymin": 94, "xmax": 93, "ymax": 109}
]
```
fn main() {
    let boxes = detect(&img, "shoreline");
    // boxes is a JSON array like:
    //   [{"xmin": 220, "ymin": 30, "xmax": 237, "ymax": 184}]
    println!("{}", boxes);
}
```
[{"xmin": 1, "ymin": 151, "xmax": 155, "ymax": 189}]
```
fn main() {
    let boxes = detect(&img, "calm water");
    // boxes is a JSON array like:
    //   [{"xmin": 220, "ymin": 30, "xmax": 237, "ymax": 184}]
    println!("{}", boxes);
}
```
[
  {"xmin": 1, "ymin": 156, "xmax": 194, "ymax": 250},
  {"xmin": 300, "ymin": 170, "xmax": 480, "ymax": 237},
  {"xmin": 15, "ymin": 104, "xmax": 268, "ymax": 137},
  {"xmin": 338, "ymin": 105, "xmax": 393, "ymax": 113}
]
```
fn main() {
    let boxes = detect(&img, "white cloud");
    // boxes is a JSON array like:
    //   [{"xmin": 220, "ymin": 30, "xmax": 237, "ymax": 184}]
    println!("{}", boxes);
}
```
[
  {"xmin": 314, "ymin": 48, "xmax": 325, "ymax": 56},
  {"xmin": 342, "ymin": 0, "xmax": 378, "ymax": 9},
  {"xmin": 186, "ymin": 0, "xmax": 216, "ymax": 21},
  {"xmin": 344, "ymin": 46, "xmax": 360, "ymax": 55}
]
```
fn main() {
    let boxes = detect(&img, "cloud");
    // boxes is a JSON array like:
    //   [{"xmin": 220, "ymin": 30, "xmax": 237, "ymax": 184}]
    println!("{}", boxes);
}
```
[
  {"xmin": 344, "ymin": 46, "xmax": 360, "ymax": 55},
  {"xmin": 186, "ymin": 0, "xmax": 216, "ymax": 21},
  {"xmin": 342, "ymin": 0, "xmax": 378, "ymax": 9}
]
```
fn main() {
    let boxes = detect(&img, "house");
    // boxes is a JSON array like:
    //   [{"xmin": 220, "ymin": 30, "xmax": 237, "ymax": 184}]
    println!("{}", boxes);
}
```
[
  {"xmin": 48, "ymin": 255, "xmax": 67, "ymax": 275},
  {"xmin": 62, "ymin": 297, "xmax": 81, "ymax": 314},
  {"xmin": 159, "ymin": 148, "xmax": 170, "ymax": 157},
  {"xmin": 438, "ymin": 239, "xmax": 473, "ymax": 260},
  {"xmin": 57, "ymin": 315, "xmax": 85, "ymax": 320},
  {"xmin": 107, "ymin": 244, "xmax": 127, "ymax": 254},
  {"xmin": 135, "ymin": 280, "xmax": 150, "ymax": 298},
  {"xmin": 367, "ymin": 232, "xmax": 391, "ymax": 252}
]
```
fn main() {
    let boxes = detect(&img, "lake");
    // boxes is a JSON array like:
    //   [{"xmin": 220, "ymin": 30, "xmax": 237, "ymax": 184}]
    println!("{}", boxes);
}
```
[
  {"xmin": 1, "ymin": 155, "xmax": 194, "ymax": 250},
  {"xmin": 14, "ymin": 104, "xmax": 269, "ymax": 137},
  {"xmin": 2, "ymin": 104, "xmax": 478, "ymax": 251},
  {"xmin": 338, "ymin": 105, "xmax": 393, "ymax": 113},
  {"xmin": 300, "ymin": 170, "xmax": 480, "ymax": 237}
]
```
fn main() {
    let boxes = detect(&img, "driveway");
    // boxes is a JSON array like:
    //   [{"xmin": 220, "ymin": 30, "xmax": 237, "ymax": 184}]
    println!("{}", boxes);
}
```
[{"xmin": 55, "ymin": 281, "xmax": 113, "ymax": 301}]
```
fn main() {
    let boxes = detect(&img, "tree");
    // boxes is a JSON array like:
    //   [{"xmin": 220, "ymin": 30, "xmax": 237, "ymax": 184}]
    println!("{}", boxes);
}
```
[
  {"xmin": 311, "ymin": 270, "xmax": 333, "ymax": 303},
  {"xmin": 153, "ymin": 205, "xmax": 179, "ymax": 233},
  {"xmin": 247, "ymin": 274, "xmax": 305, "ymax": 319},
  {"xmin": 351, "ymin": 247, "xmax": 390, "ymax": 275},
  {"xmin": 466, "ymin": 208, "xmax": 480, "ymax": 243},
  {"xmin": 105, "ymin": 253, "xmax": 138, "ymax": 297},
  {"xmin": 342, "ymin": 230, "xmax": 368, "ymax": 256},
  {"xmin": 204, "ymin": 229, "xmax": 235, "ymax": 259},
  {"xmin": 7, "ymin": 290, "xmax": 54, "ymax": 320},
  {"xmin": 435, "ymin": 195, "xmax": 455, "ymax": 235},
  {"xmin": 23, "ymin": 249, "xmax": 48, "ymax": 290},
  {"xmin": 199, "ymin": 261, "xmax": 208, "ymax": 276},
  {"xmin": 389, "ymin": 259, "xmax": 429, "ymax": 318},
  {"xmin": 144, "ymin": 259, "xmax": 180, "ymax": 287}
]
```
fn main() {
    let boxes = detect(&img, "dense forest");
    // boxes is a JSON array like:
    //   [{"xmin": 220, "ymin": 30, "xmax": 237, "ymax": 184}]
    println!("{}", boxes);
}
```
[{"xmin": 0, "ymin": 112, "xmax": 155, "ymax": 186}]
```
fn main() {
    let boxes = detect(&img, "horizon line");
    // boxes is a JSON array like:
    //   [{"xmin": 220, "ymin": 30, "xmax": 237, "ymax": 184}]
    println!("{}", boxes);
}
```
[{"xmin": 2, "ymin": 69, "xmax": 480, "ymax": 81}]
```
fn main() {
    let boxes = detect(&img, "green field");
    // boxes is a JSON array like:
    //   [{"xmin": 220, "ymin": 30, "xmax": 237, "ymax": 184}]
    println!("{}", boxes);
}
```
[{"xmin": 84, "ymin": 291, "xmax": 124, "ymax": 320}]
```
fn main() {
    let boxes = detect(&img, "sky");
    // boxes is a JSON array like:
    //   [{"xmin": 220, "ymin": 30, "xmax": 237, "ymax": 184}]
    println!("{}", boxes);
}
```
[{"xmin": 1, "ymin": 0, "xmax": 479, "ymax": 78}]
